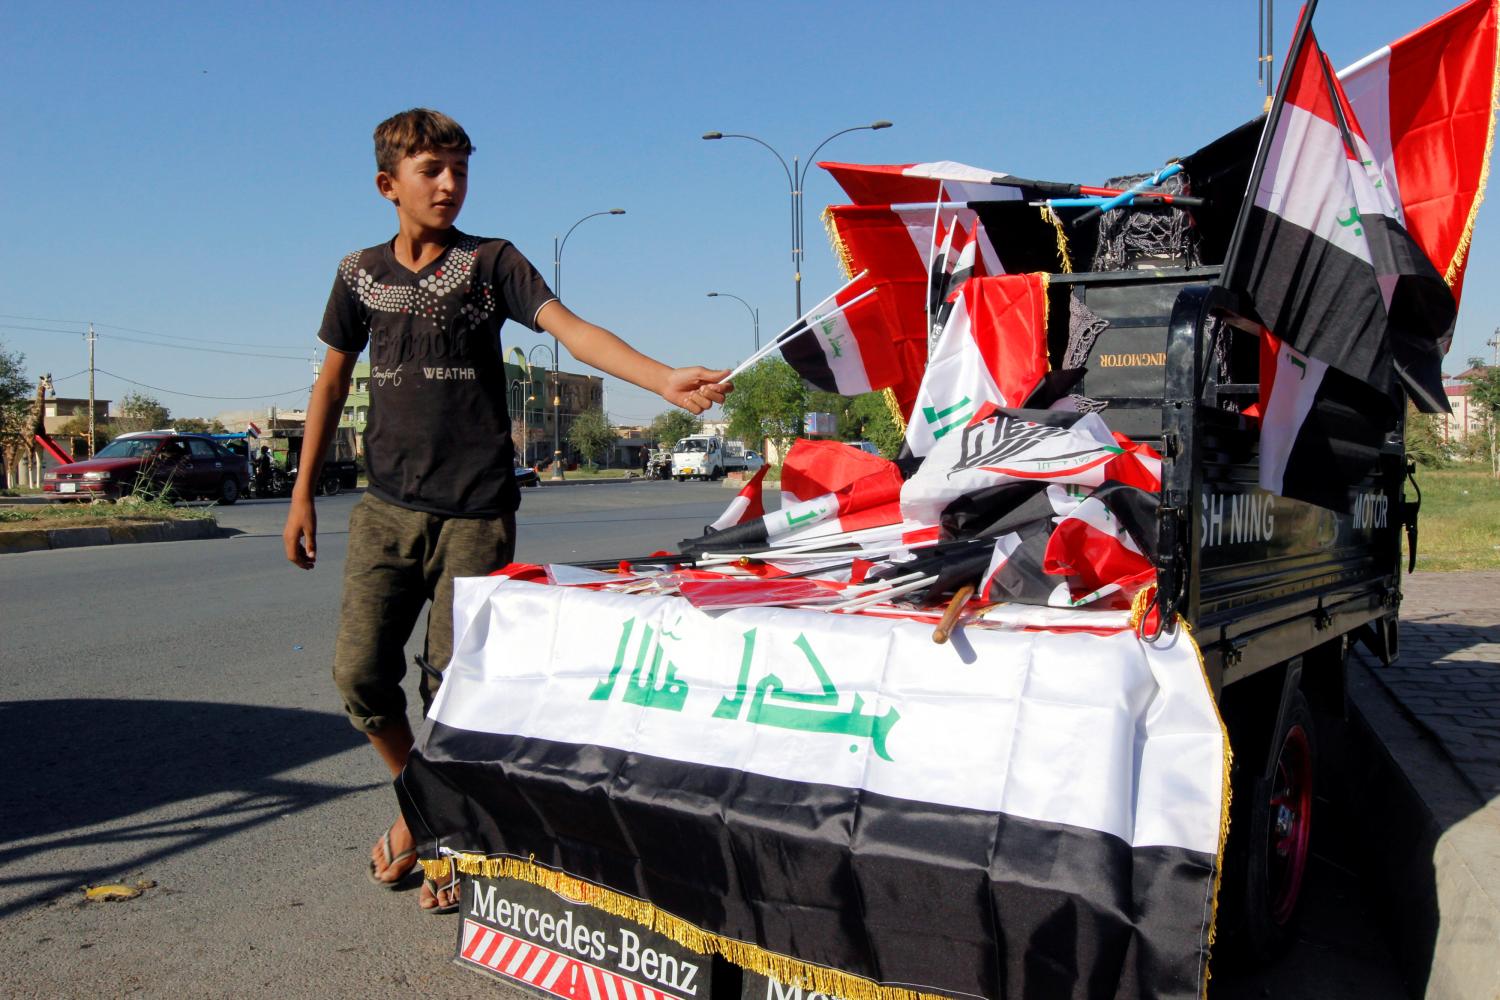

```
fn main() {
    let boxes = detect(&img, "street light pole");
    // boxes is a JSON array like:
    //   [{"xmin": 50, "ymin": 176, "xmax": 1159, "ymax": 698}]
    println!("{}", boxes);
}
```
[
  {"xmin": 706, "ymin": 291, "xmax": 760, "ymax": 350},
  {"xmin": 551, "ymin": 209, "xmax": 625, "ymax": 480},
  {"xmin": 703, "ymin": 122, "xmax": 892, "ymax": 317},
  {"xmin": 509, "ymin": 378, "xmax": 528, "ymax": 465},
  {"xmin": 523, "ymin": 343, "xmax": 557, "ymax": 472}
]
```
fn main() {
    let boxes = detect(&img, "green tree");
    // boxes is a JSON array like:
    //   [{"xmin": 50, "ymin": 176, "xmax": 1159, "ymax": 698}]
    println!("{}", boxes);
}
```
[
  {"xmin": 1463, "ymin": 360, "xmax": 1500, "ymax": 477},
  {"xmin": 115, "ymin": 390, "xmax": 171, "ymax": 433},
  {"xmin": 54, "ymin": 414, "xmax": 115, "ymax": 452},
  {"xmin": 846, "ymin": 391, "xmax": 905, "ymax": 457},
  {"xmin": 567, "ymin": 407, "xmax": 617, "ymax": 469},
  {"xmin": 0, "ymin": 342, "xmax": 32, "ymax": 488},
  {"xmin": 1405, "ymin": 402, "xmax": 1449, "ymax": 469},
  {"xmin": 174, "ymin": 416, "xmax": 228, "ymax": 434},
  {"xmin": 720, "ymin": 358, "xmax": 807, "ymax": 459},
  {"xmin": 806, "ymin": 390, "xmax": 853, "ymax": 438},
  {"xmin": 649, "ymin": 410, "xmax": 702, "ymax": 449}
]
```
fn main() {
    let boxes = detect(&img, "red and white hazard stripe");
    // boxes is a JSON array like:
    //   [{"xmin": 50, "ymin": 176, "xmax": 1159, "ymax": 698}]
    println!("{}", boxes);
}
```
[{"xmin": 460, "ymin": 920, "xmax": 687, "ymax": 1000}]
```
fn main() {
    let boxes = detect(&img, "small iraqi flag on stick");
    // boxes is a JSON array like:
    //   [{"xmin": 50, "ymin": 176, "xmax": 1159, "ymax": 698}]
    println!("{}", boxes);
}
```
[
  {"xmin": 777, "ymin": 273, "xmax": 906, "ymax": 396},
  {"xmin": 707, "ymin": 464, "xmax": 769, "ymax": 531}
]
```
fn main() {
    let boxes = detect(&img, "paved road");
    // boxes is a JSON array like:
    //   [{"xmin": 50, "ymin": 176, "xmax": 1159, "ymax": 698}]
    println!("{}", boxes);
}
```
[
  {"xmin": 0, "ymin": 483, "xmax": 726, "ymax": 999},
  {"xmin": 0, "ymin": 483, "xmax": 1406, "ymax": 998},
  {"xmin": 1367, "ymin": 571, "xmax": 1500, "ymax": 800}
]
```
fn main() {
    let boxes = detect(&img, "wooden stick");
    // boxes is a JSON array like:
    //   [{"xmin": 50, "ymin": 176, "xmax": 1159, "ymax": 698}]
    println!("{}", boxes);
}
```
[{"xmin": 932, "ymin": 585, "xmax": 977, "ymax": 645}]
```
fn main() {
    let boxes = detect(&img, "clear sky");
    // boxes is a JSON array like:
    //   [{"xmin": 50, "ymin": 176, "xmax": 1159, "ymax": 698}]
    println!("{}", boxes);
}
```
[{"xmin": 2, "ymin": 0, "xmax": 1493, "ymax": 424}]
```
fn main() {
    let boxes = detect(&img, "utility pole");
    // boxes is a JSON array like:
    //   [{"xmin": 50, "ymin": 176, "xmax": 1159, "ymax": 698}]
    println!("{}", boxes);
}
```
[
  {"xmin": 86, "ymin": 323, "xmax": 97, "ymax": 456},
  {"xmin": 1259, "ymin": 0, "xmax": 1275, "ymax": 111},
  {"xmin": 1488, "ymin": 329, "xmax": 1500, "ymax": 478}
]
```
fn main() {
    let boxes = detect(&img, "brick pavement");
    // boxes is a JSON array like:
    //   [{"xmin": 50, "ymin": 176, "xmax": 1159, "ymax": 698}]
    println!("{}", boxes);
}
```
[{"xmin": 1368, "ymin": 570, "xmax": 1500, "ymax": 802}]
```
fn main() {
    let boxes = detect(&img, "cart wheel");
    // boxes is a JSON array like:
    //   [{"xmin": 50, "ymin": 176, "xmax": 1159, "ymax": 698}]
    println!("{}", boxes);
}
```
[{"xmin": 1225, "ymin": 688, "xmax": 1317, "ymax": 964}]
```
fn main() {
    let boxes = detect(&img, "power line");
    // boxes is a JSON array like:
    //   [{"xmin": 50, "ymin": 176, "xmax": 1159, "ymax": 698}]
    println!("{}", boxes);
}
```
[
  {"xmin": 92, "ymin": 368, "xmax": 311, "ymax": 401},
  {"xmin": 0, "ymin": 312, "xmax": 312, "ymax": 351},
  {"xmin": 0, "ymin": 323, "xmax": 308, "ymax": 361}
]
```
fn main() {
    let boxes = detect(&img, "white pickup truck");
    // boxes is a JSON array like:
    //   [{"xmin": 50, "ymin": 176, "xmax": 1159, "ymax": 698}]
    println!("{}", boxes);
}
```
[
  {"xmin": 671, "ymin": 436, "xmax": 765, "ymax": 480},
  {"xmin": 671, "ymin": 435, "xmax": 727, "ymax": 481}
]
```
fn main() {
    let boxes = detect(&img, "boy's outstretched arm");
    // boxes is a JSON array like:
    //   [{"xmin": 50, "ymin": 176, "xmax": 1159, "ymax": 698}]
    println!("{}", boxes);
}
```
[
  {"xmin": 283, "ymin": 347, "xmax": 358, "ymax": 569},
  {"xmin": 536, "ymin": 302, "xmax": 730, "ymax": 413}
]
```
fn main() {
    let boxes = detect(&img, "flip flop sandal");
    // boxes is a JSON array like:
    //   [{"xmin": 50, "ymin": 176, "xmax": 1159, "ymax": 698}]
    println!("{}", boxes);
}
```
[
  {"xmin": 422, "ymin": 867, "xmax": 462, "ymax": 915},
  {"xmin": 367, "ymin": 825, "xmax": 419, "ymax": 889}
]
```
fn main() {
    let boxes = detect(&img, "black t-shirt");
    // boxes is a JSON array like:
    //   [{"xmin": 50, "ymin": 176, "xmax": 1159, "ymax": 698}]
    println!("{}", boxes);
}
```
[{"xmin": 318, "ymin": 230, "xmax": 556, "ymax": 516}]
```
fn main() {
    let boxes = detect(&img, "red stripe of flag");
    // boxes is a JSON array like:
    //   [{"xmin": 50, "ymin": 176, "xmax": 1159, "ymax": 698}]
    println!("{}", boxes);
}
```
[
  {"xmin": 962, "ymin": 276, "xmax": 1051, "ymax": 410},
  {"xmin": 1341, "ymin": 0, "xmax": 1497, "ymax": 298}
]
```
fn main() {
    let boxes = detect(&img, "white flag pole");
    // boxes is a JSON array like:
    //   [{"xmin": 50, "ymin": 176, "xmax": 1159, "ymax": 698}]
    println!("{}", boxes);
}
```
[{"xmin": 723, "ymin": 283, "xmax": 876, "ymax": 383}]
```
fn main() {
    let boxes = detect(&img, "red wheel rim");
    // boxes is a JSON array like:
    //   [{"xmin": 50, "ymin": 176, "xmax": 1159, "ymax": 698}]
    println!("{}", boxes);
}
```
[{"xmin": 1267, "ymin": 723, "xmax": 1313, "ymax": 925}]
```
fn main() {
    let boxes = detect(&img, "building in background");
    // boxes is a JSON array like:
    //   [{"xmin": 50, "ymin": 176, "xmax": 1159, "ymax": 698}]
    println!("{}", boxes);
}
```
[
  {"xmin": 612, "ymin": 425, "xmax": 649, "ymax": 468},
  {"xmin": 1442, "ymin": 367, "xmax": 1490, "ymax": 444},
  {"xmin": 42, "ymin": 396, "xmax": 111, "ymax": 434},
  {"xmin": 42, "ymin": 397, "xmax": 111, "ymax": 458}
]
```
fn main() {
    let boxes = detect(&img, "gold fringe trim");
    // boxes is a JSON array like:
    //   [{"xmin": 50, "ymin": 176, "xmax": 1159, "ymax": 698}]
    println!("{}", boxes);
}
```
[
  {"xmin": 823, "ymin": 207, "xmax": 907, "ymax": 430},
  {"xmin": 822, "ymin": 206, "xmax": 857, "ymax": 280},
  {"xmin": 1443, "ymin": 16, "xmax": 1500, "ymax": 287},
  {"xmin": 1039, "ymin": 206, "xmax": 1073, "ymax": 274},
  {"xmin": 882, "ymin": 387, "xmax": 908, "ymax": 435},
  {"xmin": 1172, "ymin": 621, "xmax": 1233, "ymax": 999},
  {"xmin": 1036, "ymin": 271, "xmax": 1055, "ymax": 374},
  {"xmin": 1127, "ymin": 584, "xmax": 1156, "ymax": 631},
  {"xmin": 422, "ymin": 855, "xmax": 948, "ymax": 1000}
]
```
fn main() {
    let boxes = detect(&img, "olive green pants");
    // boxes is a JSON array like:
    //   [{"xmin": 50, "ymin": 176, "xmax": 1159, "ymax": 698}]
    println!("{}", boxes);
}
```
[{"xmin": 332, "ymin": 493, "xmax": 515, "ymax": 732}]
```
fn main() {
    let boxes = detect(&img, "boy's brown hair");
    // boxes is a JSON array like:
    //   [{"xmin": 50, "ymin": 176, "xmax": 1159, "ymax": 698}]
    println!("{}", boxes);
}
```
[{"xmin": 373, "ymin": 109, "xmax": 474, "ymax": 174}]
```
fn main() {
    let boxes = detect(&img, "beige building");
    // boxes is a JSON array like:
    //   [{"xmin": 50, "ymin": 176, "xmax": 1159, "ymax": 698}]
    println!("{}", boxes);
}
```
[
  {"xmin": 1442, "ymin": 367, "xmax": 1490, "ymax": 443},
  {"xmin": 41, "ymin": 396, "xmax": 111, "ymax": 436}
]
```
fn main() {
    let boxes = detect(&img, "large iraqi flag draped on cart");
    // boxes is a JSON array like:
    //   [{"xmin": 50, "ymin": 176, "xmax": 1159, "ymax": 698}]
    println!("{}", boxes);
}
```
[{"xmin": 399, "ymin": 578, "xmax": 1230, "ymax": 1000}]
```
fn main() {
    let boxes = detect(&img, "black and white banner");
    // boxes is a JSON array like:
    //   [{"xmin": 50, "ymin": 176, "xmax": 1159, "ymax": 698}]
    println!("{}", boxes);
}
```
[{"xmin": 401, "ymin": 579, "xmax": 1228, "ymax": 1000}]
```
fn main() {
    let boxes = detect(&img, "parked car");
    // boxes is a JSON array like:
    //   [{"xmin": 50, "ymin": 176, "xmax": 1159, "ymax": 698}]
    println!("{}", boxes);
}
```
[
  {"xmin": 741, "ymin": 450, "xmax": 766, "ymax": 472},
  {"xmin": 42, "ymin": 432, "xmax": 250, "ymax": 505},
  {"xmin": 513, "ymin": 464, "xmax": 540, "ymax": 488}
]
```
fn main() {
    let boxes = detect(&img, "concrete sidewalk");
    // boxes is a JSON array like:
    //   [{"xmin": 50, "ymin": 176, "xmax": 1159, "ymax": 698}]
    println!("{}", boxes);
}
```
[
  {"xmin": 1350, "ymin": 571, "xmax": 1500, "ymax": 1000},
  {"xmin": 1378, "ymin": 572, "xmax": 1500, "ymax": 800}
]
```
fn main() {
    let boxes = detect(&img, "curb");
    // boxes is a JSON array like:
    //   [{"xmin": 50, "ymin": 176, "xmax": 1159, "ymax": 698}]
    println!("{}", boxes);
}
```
[
  {"xmin": 1347, "ymin": 656, "xmax": 1500, "ymax": 1000},
  {"xmin": 0, "ymin": 517, "xmax": 222, "ymax": 555},
  {"xmin": 537, "ymin": 477, "xmax": 650, "ymax": 489}
]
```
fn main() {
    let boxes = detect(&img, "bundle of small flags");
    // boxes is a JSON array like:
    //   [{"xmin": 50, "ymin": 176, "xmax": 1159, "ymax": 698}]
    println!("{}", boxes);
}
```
[{"xmin": 501, "ymin": 403, "xmax": 1162, "ymax": 638}]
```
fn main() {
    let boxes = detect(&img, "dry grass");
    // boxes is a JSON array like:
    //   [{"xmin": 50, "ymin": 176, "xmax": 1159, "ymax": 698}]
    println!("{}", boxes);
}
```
[
  {"xmin": 0, "ymin": 498, "xmax": 213, "ymax": 532},
  {"xmin": 1410, "ymin": 464, "xmax": 1500, "ymax": 572}
]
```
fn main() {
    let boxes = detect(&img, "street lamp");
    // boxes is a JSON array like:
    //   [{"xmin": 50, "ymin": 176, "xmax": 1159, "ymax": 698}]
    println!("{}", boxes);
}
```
[
  {"xmin": 551, "ymin": 209, "xmax": 626, "ymax": 480},
  {"xmin": 706, "ymin": 291, "xmax": 760, "ymax": 351},
  {"xmin": 508, "ymin": 378, "xmax": 530, "ymax": 465},
  {"xmin": 702, "ymin": 121, "xmax": 892, "ymax": 317},
  {"xmin": 521, "ymin": 342, "xmax": 559, "ymax": 475}
]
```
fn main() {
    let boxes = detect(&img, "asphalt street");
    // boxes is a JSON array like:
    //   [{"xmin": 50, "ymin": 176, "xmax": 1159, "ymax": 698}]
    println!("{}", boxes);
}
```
[{"xmin": 0, "ymin": 483, "xmax": 1407, "ymax": 998}]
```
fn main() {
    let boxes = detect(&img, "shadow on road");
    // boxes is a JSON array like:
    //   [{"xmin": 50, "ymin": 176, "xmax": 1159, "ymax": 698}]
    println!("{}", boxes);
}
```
[{"xmin": 0, "ymin": 699, "xmax": 371, "ymax": 916}]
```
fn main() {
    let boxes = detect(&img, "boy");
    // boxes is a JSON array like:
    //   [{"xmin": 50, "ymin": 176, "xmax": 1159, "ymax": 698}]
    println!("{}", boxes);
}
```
[{"xmin": 283, "ymin": 108, "xmax": 728, "ymax": 913}]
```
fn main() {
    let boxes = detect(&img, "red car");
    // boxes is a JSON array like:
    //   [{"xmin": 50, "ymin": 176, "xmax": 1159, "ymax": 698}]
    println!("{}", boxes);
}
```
[{"xmin": 43, "ymin": 432, "xmax": 250, "ymax": 505}]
